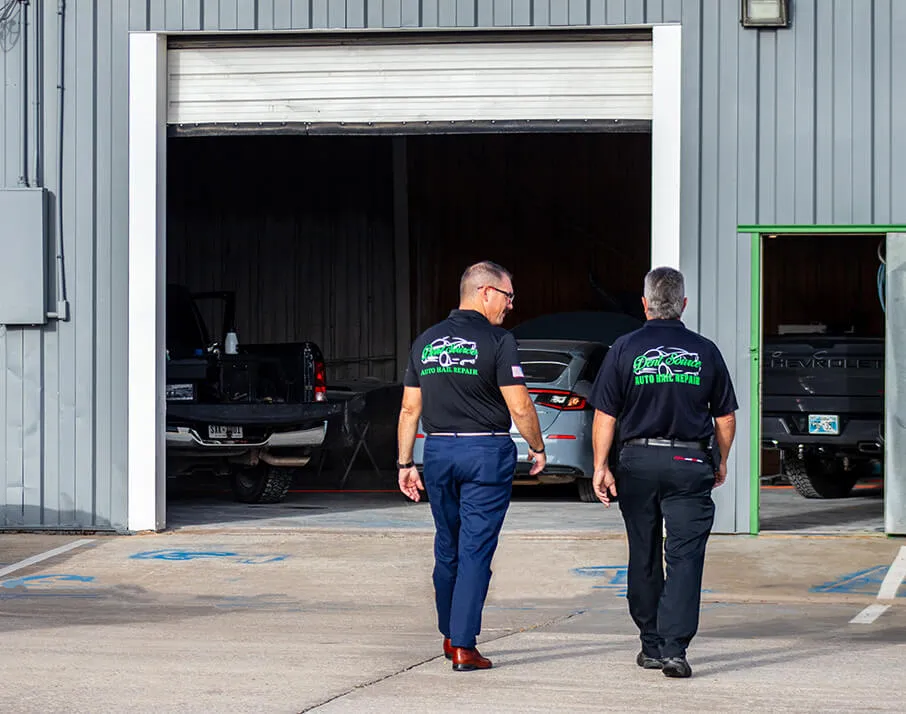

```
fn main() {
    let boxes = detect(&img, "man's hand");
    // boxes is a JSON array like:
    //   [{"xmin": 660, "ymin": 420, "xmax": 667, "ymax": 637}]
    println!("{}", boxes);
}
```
[
  {"xmin": 528, "ymin": 447, "xmax": 546, "ymax": 476},
  {"xmin": 714, "ymin": 461, "xmax": 728, "ymax": 488},
  {"xmin": 593, "ymin": 466, "xmax": 617, "ymax": 506},
  {"xmin": 713, "ymin": 412, "xmax": 735, "ymax": 489},
  {"xmin": 398, "ymin": 467, "xmax": 424, "ymax": 502}
]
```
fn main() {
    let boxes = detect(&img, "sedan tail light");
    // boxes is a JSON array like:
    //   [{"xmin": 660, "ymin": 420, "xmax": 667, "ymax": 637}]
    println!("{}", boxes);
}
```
[{"xmin": 530, "ymin": 389, "xmax": 589, "ymax": 411}]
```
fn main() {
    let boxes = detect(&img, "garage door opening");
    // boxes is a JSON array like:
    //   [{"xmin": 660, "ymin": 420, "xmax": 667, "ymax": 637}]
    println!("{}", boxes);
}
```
[
  {"xmin": 163, "ymin": 131, "xmax": 652, "ymax": 518},
  {"xmin": 759, "ymin": 234, "xmax": 886, "ymax": 534}
]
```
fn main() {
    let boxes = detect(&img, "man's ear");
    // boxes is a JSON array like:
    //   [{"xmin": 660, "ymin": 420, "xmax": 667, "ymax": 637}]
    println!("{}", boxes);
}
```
[
  {"xmin": 641, "ymin": 297, "xmax": 648, "ymax": 313},
  {"xmin": 682, "ymin": 297, "xmax": 688, "ymax": 312}
]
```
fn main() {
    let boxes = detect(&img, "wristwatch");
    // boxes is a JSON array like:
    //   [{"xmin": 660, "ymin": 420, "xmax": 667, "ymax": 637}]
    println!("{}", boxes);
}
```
[
  {"xmin": 396, "ymin": 460, "xmax": 414, "ymax": 470},
  {"xmin": 530, "ymin": 444, "xmax": 545, "ymax": 454}
]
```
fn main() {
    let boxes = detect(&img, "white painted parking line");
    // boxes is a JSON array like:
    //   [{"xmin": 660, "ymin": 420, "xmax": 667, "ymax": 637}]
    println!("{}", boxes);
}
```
[
  {"xmin": 0, "ymin": 539, "xmax": 94, "ymax": 579},
  {"xmin": 850, "ymin": 603, "xmax": 891, "ymax": 624},
  {"xmin": 877, "ymin": 546, "xmax": 906, "ymax": 600},
  {"xmin": 849, "ymin": 546, "xmax": 906, "ymax": 625}
]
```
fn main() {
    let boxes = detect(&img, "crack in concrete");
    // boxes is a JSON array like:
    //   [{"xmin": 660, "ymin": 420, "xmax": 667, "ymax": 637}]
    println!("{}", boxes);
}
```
[{"xmin": 297, "ymin": 609, "xmax": 586, "ymax": 712}]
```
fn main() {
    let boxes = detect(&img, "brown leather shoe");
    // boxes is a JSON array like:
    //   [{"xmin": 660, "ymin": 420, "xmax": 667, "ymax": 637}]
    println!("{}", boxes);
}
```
[
  {"xmin": 451, "ymin": 647, "xmax": 493, "ymax": 671},
  {"xmin": 443, "ymin": 638, "xmax": 454, "ymax": 660}
]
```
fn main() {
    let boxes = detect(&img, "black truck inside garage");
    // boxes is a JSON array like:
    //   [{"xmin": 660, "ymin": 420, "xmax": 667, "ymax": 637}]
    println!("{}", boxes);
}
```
[{"xmin": 762, "ymin": 235, "xmax": 885, "ymax": 499}]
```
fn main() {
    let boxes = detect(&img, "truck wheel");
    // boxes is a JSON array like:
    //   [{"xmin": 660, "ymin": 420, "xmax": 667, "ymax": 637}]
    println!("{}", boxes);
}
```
[
  {"xmin": 783, "ymin": 454, "xmax": 860, "ymax": 499},
  {"xmin": 231, "ymin": 466, "xmax": 294, "ymax": 504},
  {"xmin": 577, "ymin": 478, "xmax": 599, "ymax": 503}
]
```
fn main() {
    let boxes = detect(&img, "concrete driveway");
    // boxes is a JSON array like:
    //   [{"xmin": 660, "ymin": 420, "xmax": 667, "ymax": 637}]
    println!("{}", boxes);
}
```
[{"xmin": 1, "ymin": 529, "xmax": 904, "ymax": 713}]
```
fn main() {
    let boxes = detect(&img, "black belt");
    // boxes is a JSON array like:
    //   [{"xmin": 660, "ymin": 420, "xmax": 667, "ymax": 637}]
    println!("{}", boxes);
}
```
[
  {"xmin": 428, "ymin": 432, "xmax": 511, "ymax": 437},
  {"xmin": 624, "ymin": 437, "xmax": 709, "ymax": 450}
]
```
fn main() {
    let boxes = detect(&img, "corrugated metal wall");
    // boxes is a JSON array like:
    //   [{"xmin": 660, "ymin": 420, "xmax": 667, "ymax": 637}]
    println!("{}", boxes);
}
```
[
  {"xmin": 1, "ymin": 0, "xmax": 905, "ymax": 531},
  {"xmin": 1, "ymin": 1, "xmax": 130, "ymax": 530},
  {"xmin": 407, "ymin": 132, "xmax": 651, "ymax": 333}
]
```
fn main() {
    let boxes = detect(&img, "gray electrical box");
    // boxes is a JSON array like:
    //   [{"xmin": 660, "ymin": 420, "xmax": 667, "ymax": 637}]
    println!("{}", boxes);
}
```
[{"xmin": 0, "ymin": 188, "xmax": 48, "ymax": 325}]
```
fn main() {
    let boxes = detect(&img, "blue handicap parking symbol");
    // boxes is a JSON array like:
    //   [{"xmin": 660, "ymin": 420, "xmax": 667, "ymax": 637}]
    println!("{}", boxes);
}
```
[
  {"xmin": 572, "ymin": 565, "xmax": 629, "ymax": 596},
  {"xmin": 810, "ymin": 566, "xmax": 904, "ymax": 597}
]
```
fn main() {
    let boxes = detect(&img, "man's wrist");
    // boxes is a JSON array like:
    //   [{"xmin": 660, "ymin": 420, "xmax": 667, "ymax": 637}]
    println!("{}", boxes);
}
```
[
  {"xmin": 397, "ymin": 459, "xmax": 414, "ymax": 469},
  {"xmin": 530, "ymin": 443, "xmax": 545, "ymax": 453}
]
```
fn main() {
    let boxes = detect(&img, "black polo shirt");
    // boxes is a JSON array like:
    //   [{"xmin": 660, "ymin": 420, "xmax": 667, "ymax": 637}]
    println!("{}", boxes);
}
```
[
  {"xmin": 589, "ymin": 319, "xmax": 738, "ymax": 442},
  {"xmin": 403, "ymin": 309, "xmax": 526, "ymax": 433}
]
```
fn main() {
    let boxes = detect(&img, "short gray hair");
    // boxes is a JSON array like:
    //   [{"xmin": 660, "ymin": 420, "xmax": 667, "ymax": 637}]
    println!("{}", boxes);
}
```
[
  {"xmin": 644, "ymin": 267, "xmax": 685, "ymax": 319},
  {"xmin": 459, "ymin": 261, "xmax": 513, "ymax": 301}
]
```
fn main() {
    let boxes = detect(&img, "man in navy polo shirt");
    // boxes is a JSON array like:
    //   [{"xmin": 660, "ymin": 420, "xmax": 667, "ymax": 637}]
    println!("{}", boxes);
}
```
[
  {"xmin": 589, "ymin": 266, "xmax": 738, "ymax": 679},
  {"xmin": 396, "ymin": 261, "xmax": 546, "ymax": 672}
]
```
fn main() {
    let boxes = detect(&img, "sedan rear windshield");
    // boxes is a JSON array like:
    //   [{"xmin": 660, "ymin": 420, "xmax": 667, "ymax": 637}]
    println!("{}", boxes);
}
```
[{"xmin": 517, "ymin": 350, "xmax": 573, "ymax": 383}]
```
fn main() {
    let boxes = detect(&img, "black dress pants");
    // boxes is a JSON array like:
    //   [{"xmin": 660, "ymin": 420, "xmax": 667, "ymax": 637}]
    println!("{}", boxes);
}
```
[{"xmin": 616, "ymin": 443, "xmax": 715, "ymax": 659}]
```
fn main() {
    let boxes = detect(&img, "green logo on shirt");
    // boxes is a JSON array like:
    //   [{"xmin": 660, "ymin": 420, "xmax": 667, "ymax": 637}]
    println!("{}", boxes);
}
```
[
  {"xmin": 633, "ymin": 346, "xmax": 702, "ymax": 386},
  {"xmin": 420, "ymin": 336, "xmax": 479, "ymax": 377}
]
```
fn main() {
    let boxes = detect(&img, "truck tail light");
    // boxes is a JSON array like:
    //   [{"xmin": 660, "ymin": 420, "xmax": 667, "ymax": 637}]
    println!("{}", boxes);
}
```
[{"xmin": 314, "ymin": 359, "xmax": 327, "ymax": 402}]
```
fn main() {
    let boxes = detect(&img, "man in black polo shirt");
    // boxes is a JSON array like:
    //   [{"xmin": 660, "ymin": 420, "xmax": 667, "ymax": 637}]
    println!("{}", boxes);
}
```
[
  {"xmin": 589, "ymin": 266, "xmax": 737, "ymax": 679},
  {"xmin": 396, "ymin": 261, "xmax": 546, "ymax": 672}
]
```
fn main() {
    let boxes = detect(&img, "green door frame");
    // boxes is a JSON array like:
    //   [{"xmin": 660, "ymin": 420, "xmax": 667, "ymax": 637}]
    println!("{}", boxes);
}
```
[{"xmin": 740, "ymin": 224, "xmax": 906, "ymax": 535}]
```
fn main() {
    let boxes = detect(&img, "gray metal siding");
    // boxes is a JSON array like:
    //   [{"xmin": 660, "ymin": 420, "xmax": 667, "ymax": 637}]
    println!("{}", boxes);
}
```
[
  {"xmin": 1, "ymin": 0, "xmax": 129, "ymax": 529},
  {"xmin": 2, "ymin": 0, "xmax": 905, "ymax": 531}
]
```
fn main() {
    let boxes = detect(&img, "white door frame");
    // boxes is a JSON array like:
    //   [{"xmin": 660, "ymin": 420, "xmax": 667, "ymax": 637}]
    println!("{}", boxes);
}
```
[
  {"xmin": 128, "ymin": 32, "xmax": 168, "ymax": 532},
  {"xmin": 126, "ymin": 28, "xmax": 684, "ymax": 532},
  {"xmin": 886, "ymin": 233, "xmax": 906, "ymax": 535},
  {"xmin": 650, "ymin": 24, "xmax": 682, "ymax": 271}
]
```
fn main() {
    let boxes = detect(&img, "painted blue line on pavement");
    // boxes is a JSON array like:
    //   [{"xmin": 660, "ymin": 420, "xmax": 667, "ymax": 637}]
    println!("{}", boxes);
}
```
[
  {"xmin": 0, "ymin": 573, "xmax": 98, "ymax": 599},
  {"xmin": 130, "ymin": 549, "xmax": 287, "ymax": 564},
  {"xmin": 811, "ymin": 566, "xmax": 906, "ymax": 597},
  {"xmin": 1, "ymin": 574, "xmax": 95, "ymax": 588}
]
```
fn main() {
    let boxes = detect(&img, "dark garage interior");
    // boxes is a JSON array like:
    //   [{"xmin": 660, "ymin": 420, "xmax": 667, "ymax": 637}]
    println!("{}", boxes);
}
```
[
  {"xmin": 167, "ymin": 132, "xmax": 652, "ymax": 381},
  {"xmin": 165, "ymin": 131, "xmax": 653, "ymax": 503},
  {"xmin": 760, "ymin": 234, "xmax": 886, "ymax": 533}
]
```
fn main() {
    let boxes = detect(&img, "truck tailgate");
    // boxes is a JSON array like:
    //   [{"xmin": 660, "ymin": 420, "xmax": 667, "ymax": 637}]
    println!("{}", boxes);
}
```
[
  {"xmin": 168, "ymin": 402, "xmax": 343, "ymax": 426},
  {"xmin": 763, "ymin": 336, "xmax": 883, "ymax": 413}
]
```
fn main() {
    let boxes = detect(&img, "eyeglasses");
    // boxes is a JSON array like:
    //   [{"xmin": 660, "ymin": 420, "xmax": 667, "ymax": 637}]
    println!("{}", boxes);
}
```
[{"xmin": 480, "ymin": 285, "xmax": 515, "ymax": 302}]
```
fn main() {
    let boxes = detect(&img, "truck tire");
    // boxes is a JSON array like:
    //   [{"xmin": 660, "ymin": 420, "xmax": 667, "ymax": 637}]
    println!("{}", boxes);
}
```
[
  {"xmin": 783, "ymin": 454, "xmax": 860, "ymax": 499},
  {"xmin": 577, "ymin": 478, "xmax": 599, "ymax": 503},
  {"xmin": 231, "ymin": 466, "xmax": 294, "ymax": 504}
]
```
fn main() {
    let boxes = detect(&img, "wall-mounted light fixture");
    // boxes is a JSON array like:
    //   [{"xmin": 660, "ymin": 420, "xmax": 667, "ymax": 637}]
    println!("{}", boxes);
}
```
[{"xmin": 741, "ymin": 0, "xmax": 790, "ymax": 28}]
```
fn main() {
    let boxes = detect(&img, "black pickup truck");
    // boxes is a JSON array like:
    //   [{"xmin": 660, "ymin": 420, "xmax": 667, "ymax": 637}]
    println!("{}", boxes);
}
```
[
  {"xmin": 762, "ymin": 335, "xmax": 884, "ymax": 498},
  {"xmin": 165, "ymin": 285, "xmax": 343, "ymax": 503}
]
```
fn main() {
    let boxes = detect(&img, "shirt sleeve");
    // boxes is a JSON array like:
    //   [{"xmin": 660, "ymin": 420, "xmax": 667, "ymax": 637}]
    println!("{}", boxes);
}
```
[
  {"xmin": 589, "ymin": 342, "xmax": 625, "ymax": 417},
  {"xmin": 403, "ymin": 347, "xmax": 420, "ymax": 388},
  {"xmin": 496, "ymin": 332, "xmax": 526, "ymax": 387},
  {"xmin": 709, "ymin": 346, "xmax": 739, "ymax": 417}
]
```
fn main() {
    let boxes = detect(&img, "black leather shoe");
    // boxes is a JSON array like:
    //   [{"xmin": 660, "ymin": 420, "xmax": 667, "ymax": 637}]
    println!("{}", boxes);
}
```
[
  {"xmin": 636, "ymin": 651, "xmax": 663, "ymax": 670},
  {"xmin": 662, "ymin": 657, "xmax": 692, "ymax": 678}
]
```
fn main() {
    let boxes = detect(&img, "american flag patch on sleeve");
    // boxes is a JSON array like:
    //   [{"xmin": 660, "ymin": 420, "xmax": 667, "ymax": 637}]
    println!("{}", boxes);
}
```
[{"xmin": 512, "ymin": 366, "xmax": 525, "ymax": 379}]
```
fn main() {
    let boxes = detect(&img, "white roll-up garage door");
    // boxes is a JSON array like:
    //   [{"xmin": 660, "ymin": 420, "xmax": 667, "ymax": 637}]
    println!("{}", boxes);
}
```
[{"xmin": 167, "ymin": 37, "xmax": 653, "ymax": 128}]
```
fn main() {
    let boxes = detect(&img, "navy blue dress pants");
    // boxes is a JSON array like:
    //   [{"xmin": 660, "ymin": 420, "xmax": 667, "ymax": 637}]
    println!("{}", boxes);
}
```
[
  {"xmin": 423, "ymin": 435, "xmax": 517, "ymax": 649},
  {"xmin": 616, "ymin": 444, "xmax": 716, "ymax": 659}
]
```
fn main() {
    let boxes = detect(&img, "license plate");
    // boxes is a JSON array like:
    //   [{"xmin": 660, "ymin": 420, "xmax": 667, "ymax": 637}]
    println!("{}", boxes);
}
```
[
  {"xmin": 808, "ymin": 415, "xmax": 839, "ymax": 435},
  {"xmin": 208, "ymin": 425, "xmax": 243, "ymax": 440}
]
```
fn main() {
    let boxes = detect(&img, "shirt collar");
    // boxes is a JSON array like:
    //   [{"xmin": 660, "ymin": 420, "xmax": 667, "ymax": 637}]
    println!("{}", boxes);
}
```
[
  {"xmin": 449, "ymin": 309, "xmax": 489, "ymax": 323},
  {"xmin": 643, "ymin": 319, "xmax": 685, "ymax": 328}
]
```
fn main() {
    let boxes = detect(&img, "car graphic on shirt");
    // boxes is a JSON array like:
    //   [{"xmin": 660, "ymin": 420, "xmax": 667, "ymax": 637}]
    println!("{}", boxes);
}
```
[
  {"xmin": 421, "ymin": 337, "xmax": 479, "ymax": 368},
  {"xmin": 633, "ymin": 346, "xmax": 702, "ymax": 378}
]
